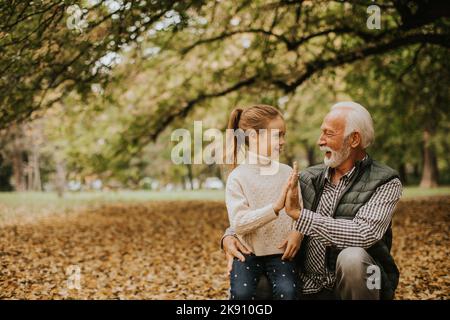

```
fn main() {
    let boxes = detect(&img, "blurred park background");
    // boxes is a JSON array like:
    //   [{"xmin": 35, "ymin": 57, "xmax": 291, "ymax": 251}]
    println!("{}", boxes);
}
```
[{"xmin": 0, "ymin": 0, "xmax": 449, "ymax": 299}]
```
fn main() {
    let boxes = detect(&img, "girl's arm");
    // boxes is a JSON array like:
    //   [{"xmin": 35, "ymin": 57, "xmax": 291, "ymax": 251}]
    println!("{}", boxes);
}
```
[{"xmin": 225, "ymin": 177, "xmax": 279, "ymax": 236}]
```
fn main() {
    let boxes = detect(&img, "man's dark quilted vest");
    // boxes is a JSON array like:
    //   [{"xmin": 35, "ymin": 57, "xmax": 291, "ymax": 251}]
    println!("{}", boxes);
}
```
[{"xmin": 297, "ymin": 155, "xmax": 400, "ymax": 300}]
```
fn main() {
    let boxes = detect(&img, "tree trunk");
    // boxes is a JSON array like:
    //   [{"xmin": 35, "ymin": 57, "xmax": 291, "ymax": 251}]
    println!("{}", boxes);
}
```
[
  {"xmin": 55, "ymin": 159, "xmax": 66, "ymax": 197},
  {"xmin": 26, "ymin": 164, "xmax": 32, "ymax": 191},
  {"xmin": 11, "ymin": 124, "xmax": 26, "ymax": 191},
  {"xmin": 398, "ymin": 163, "xmax": 407, "ymax": 185},
  {"xmin": 420, "ymin": 129, "xmax": 439, "ymax": 188},
  {"xmin": 185, "ymin": 164, "xmax": 193, "ymax": 190},
  {"xmin": 306, "ymin": 145, "xmax": 316, "ymax": 167},
  {"xmin": 215, "ymin": 164, "xmax": 222, "ymax": 181},
  {"xmin": 32, "ymin": 147, "xmax": 42, "ymax": 191},
  {"xmin": 12, "ymin": 150, "xmax": 25, "ymax": 191}
]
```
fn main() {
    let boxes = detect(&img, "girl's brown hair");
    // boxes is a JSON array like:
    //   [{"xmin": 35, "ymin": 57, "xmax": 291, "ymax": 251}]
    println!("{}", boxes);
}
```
[{"xmin": 226, "ymin": 104, "xmax": 283, "ymax": 168}]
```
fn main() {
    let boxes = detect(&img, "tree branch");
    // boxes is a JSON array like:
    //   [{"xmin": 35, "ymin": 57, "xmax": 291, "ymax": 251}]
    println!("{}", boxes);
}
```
[{"xmin": 272, "ymin": 32, "xmax": 450, "ymax": 93}]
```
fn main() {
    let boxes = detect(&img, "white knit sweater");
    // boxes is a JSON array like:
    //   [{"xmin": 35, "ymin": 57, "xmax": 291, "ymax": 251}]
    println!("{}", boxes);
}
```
[{"xmin": 225, "ymin": 159, "xmax": 296, "ymax": 256}]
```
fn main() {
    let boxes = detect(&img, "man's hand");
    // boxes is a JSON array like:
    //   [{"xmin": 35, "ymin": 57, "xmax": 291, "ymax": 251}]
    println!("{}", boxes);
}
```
[
  {"xmin": 222, "ymin": 235, "xmax": 252, "ymax": 276},
  {"xmin": 272, "ymin": 177, "xmax": 292, "ymax": 215},
  {"xmin": 278, "ymin": 230, "xmax": 303, "ymax": 261},
  {"xmin": 285, "ymin": 162, "xmax": 303, "ymax": 220}
]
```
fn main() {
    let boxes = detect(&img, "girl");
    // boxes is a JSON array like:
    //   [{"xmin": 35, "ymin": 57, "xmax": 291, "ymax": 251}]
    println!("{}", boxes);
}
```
[{"xmin": 225, "ymin": 104, "xmax": 303, "ymax": 300}]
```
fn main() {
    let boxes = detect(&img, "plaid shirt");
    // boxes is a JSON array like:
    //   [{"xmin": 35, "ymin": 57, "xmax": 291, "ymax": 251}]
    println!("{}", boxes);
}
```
[{"xmin": 294, "ymin": 163, "xmax": 402, "ymax": 294}]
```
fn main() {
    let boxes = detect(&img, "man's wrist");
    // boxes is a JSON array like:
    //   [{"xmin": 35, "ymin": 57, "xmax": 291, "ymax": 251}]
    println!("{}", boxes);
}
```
[
  {"xmin": 295, "ymin": 208, "xmax": 314, "ymax": 235},
  {"xmin": 287, "ymin": 208, "xmax": 301, "ymax": 220}
]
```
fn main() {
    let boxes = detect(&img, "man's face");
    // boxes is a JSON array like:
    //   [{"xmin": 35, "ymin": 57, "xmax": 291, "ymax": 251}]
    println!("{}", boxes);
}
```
[{"xmin": 317, "ymin": 110, "xmax": 351, "ymax": 168}]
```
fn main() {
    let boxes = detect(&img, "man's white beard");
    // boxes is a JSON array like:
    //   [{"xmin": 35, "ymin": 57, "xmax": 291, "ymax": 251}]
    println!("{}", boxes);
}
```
[{"xmin": 320, "ymin": 140, "xmax": 351, "ymax": 168}]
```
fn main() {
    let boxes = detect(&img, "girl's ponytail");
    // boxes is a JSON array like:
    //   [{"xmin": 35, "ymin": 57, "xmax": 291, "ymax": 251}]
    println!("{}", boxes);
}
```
[
  {"xmin": 227, "ymin": 108, "xmax": 243, "ymax": 168},
  {"xmin": 227, "ymin": 108, "xmax": 243, "ymax": 131}
]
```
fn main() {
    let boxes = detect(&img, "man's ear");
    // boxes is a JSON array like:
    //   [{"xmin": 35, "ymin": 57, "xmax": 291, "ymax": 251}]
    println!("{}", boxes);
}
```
[{"xmin": 350, "ymin": 132, "xmax": 361, "ymax": 148}]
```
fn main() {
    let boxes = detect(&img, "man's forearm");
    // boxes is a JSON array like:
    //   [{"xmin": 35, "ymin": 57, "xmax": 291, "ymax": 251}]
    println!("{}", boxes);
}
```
[
  {"xmin": 295, "ymin": 208, "xmax": 381, "ymax": 248},
  {"xmin": 295, "ymin": 178, "xmax": 402, "ymax": 249}
]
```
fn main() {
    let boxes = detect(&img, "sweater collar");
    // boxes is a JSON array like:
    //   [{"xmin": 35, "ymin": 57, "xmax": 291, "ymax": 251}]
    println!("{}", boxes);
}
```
[{"xmin": 245, "ymin": 151, "xmax": 274, "ymax": 167}]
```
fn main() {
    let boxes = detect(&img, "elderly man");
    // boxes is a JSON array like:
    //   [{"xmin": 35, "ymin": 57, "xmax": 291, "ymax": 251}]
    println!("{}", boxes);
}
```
[{"xmin": 222, "ymin": 102, "xmax": 402, "ymax": 300}]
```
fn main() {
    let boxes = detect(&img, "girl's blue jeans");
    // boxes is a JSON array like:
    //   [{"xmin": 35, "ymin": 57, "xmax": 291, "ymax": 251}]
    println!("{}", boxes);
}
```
[{"xmin": 230, "ymin": 253, "xmax": 299, "ymax": 300}]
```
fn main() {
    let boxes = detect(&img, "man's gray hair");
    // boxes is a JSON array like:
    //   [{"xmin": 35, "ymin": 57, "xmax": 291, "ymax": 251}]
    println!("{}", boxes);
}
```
[{"xmin": 330, "ymin": 101, "xmax": 375, "ymax": 149}]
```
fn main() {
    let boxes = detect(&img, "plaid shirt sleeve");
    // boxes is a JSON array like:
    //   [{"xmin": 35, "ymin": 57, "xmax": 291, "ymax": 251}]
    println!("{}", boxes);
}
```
[{"xmin": 295, "ymin": 178, "xmax": 402, "ymax": 249}]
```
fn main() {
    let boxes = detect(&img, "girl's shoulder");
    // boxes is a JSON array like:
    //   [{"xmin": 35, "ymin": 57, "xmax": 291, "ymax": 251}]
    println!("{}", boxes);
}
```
[
  {"xmin": 226, "ymin": 164, "xmax": 247, "ymax": 182},
  {"xmin": 225, "ymin": 163, "xmax": 259, "ymax": 186}
]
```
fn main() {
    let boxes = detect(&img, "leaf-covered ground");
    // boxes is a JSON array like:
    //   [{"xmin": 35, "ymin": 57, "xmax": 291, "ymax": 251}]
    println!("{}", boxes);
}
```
[{"xmin": 0, "ymin": 197, "xmax": 449, "ymax": 299}]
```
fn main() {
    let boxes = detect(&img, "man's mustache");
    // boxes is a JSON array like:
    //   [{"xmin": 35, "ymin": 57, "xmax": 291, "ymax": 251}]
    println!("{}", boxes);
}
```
[{"xmin": 319, "ymin": 146, "xmax": 334, "ymax": 153}]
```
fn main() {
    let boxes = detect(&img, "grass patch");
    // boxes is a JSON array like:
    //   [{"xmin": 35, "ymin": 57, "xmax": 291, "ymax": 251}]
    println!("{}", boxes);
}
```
[
  {"xmin": 1, "ymin": 186, "xmax": 449, "ymax": 209},
  {"xmin": 0, "ymin": 187, "xmax": 449, "ymax": 223},
  {"xmin": 402, "ymin": 186, "xmax": 450, "ymax": 198},
  {"xmin": 0, "ymin": 190, "xmax": 225, "ymax": 207},
  {"xmin": 0, "ymin": 190, "xmax": 224, "ymax": 223}
]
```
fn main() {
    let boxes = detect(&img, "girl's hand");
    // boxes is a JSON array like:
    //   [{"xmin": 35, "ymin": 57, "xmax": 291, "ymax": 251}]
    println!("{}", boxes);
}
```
[
  {"xmin": 285, "ymin": 162, "xmax": 303, "ymax": 220},
  {"xmin": 278, "ymin": 230, "xmax": 303, "ymax": 261},
  {"xmin": 272, "ymin": 171, "xmax": 295, "ymax": 215},
  {"xmin": 223, "ymin": 235, "xmax": 252, "ymax": 276},
  {"xmin": 285, "ymin": 188, "xmax": 302, "ymax": 220}
]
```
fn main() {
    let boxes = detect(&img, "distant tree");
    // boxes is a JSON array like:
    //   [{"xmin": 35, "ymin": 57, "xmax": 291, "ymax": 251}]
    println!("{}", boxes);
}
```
[
  {"xmin": 90, "ymin": 0, "xmax": 450, "ymax": 156},
  {"xmin": 1, "ymin": 0, "xmax": 448, "ymax": 131},
  {"xmin": 0, "ymin": 0, "xmax": 204, "ymax": 127},
  {"xmin": 1, "ymin": 1, "xmax": 449, "ymax": 188},
  {"xmin": 345, "ymin": 45, "xmax": 449, "ymax": 186}
]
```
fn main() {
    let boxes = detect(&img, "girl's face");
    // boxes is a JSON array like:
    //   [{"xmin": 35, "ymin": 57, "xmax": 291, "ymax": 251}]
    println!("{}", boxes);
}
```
[{"xmin": 250, "ymin": 116, "xmax": 286, "ymax": 158}]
